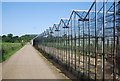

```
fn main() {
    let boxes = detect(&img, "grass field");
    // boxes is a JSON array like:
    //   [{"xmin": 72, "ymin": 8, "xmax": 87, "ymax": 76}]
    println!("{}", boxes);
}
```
[{"xmin": 0, "ymin": 43, "xmax": 23, "ymax": 62}]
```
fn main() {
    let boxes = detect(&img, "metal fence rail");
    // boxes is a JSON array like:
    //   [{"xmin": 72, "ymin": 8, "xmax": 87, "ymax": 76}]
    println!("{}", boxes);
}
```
[{"xmin": 33, "ymin": 0, "xmax": 120, "ymax": 80}]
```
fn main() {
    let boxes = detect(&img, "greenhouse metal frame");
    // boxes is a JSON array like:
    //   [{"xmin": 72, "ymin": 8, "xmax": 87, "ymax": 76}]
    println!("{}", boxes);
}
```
[{"xmin": 33, "ymin": 0, "xmax": 120, "ymax": 80}]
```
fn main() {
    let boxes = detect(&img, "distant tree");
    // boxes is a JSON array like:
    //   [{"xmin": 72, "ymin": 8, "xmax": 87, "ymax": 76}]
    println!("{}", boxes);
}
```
[
  {"xmin": 13, "ymin": 36, "xmax": 19, "ymax": 43},
  {"xmin": 2, "ymin": 34, "xmax": 35, "ymax": 43},
  {"xmin": 20, "ymin": 35, "xmax": 35, "ymax": 42},
  {"xmin": 2, "ymin": 35, "xmax": 6, "ymax": 38},
  {"xmin": 0, "ymin": 36, "xmax": 1, "ymax": 42},
  {"xmin": 7, "ymin": 34, "xmax": 13, "ymax": 38}
]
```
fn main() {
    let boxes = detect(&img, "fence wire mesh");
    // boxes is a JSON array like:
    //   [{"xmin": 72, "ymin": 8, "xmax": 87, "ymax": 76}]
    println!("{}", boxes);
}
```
[{"xmin": 32, "ymin": 0, "xmax": 120, "ymax": 80}]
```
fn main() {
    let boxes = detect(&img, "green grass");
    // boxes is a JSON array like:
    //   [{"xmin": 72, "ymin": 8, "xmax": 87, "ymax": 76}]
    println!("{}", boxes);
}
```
[{"xmin": 0, "ymin": 43, "xmax": 23, "ymax": 62}]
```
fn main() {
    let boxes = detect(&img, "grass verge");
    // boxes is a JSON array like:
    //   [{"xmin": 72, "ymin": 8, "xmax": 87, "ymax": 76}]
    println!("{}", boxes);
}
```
[{"xmin": 0, "ymin": 43, "xmax": 23, "ymax": 62}]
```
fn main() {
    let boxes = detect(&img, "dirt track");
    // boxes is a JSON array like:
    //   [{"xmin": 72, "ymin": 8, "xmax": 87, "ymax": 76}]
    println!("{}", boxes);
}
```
[{"xmin": 2, "ymin": 43, "xmax": 65, "ymax": 79}]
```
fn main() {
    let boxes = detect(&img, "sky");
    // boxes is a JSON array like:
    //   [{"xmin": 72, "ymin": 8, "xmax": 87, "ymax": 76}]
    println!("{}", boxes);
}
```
[
  {"xmin": 2, "ymin": 0, "xmax": 95, "ymax": 2},
  {"xmin": 2, "ymin": 2, "xmax": 93, "ymax": 36},
  {"xmin": 0, "ymin": 2, "xmax": 2, "ymax": 36}
]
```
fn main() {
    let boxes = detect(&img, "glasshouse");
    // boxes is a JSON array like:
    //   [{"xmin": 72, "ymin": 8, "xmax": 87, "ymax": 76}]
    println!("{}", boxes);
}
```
[{"xmin": 32, "ymin": 0, "xmax": 120, "ymax": 80}]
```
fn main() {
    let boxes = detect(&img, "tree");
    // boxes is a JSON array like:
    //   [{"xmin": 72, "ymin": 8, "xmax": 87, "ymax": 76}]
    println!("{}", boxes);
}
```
[
  {"xmin": 20, "ymin": 35, "xmax": 35, "ymax": 42},
  {"xmin": 2, "ymin": 35, "xmax": 6, "ymax": 38},
  {"xmin": 2, "ymin": 34, "xmax": 36, "ymax": 43},
  {"xmin": 7, "ymin": 34, "xmax": 13, "ymax": 38}
]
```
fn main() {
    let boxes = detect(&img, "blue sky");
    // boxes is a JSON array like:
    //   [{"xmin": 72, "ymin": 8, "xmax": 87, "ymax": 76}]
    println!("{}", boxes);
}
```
[
  {"xmin": 0, "ymin": 2, "xmax": 2, "ymax": 35},
  {"xmin": 2, "ymin": 2, "xmax": 92, "ymax": 36}
]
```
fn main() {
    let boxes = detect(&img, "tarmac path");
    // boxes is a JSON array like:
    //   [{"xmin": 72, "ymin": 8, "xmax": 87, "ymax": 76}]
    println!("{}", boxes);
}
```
[{"xmin": 2, "ymin": 43, "xmax": 65, "ymax": 79}]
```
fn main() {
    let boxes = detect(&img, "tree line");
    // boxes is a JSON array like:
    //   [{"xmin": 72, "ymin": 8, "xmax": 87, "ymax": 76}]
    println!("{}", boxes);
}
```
[{"xmin": 2, "ymin": 34, "xmax": 36, "ymax": 43}]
